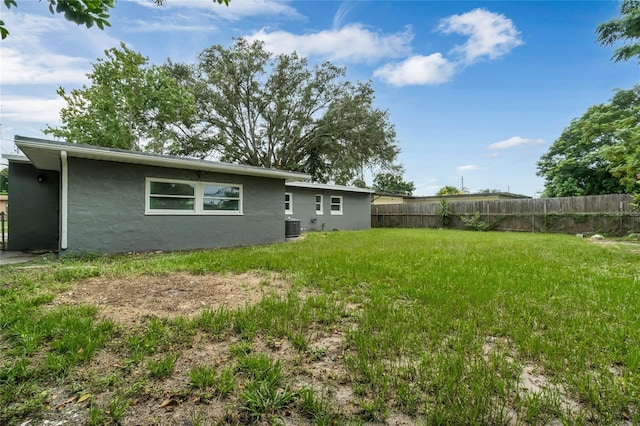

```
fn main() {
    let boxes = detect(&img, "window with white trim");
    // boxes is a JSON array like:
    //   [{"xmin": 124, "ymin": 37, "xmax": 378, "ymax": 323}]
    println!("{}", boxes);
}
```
[
  {"xmin": 146, "ymin": 178, "xmax": 242, "ymax": 215},
  {"xmin": 285, "ymin": 192, "xmax": 293, "ymax": 215},
  {"xmin": 315, "ymin": 194, "xmax": 323, "ymax": 215},
  {"xmin": 330, "ymin": 195, "xmax": 343, "ymax": 215}
]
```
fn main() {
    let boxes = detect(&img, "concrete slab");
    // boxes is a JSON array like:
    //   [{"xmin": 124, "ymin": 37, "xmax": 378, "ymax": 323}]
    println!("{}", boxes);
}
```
[{"xmin": 0, "ymin": 251, "xmax": 51, "ymax": 266}]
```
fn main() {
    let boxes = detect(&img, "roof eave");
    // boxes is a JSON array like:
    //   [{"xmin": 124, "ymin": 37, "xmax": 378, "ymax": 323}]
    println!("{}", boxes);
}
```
[{"xmin": 14, "ymin": 137, "xmax": 311, "ymax": 181}]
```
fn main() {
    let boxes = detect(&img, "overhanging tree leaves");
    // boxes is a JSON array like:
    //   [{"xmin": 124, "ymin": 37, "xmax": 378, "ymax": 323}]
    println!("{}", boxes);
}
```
[
  {"xmin": 45, "ymin": 43, "xmax": 196, "ymax": 152},
  {"xmin": 2, "ymin": 0, "xmax": 114, "ymax": 39},
  {"xmin": 166, "ymin": 39, "xmax": 399, "ymax": 183},
  {"xmin": 1, "ymin": 0, "xmax": 229, "ymax": 39},
  {"xmin": 536, "ymin": 85, "xmax": 639, "ymax": 197},
  {"xmin": 596, "ymin": 0, "xmax": 640, "ymax": 63},
  {"xmin": 373, "ymin": 172, "xmax": 415, "ymax": 195}
]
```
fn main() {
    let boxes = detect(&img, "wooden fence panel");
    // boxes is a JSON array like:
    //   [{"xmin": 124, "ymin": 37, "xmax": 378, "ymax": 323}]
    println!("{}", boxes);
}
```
[{"xmin": 371, "ymin": 194, "xmax": 639, "ymax": 235}]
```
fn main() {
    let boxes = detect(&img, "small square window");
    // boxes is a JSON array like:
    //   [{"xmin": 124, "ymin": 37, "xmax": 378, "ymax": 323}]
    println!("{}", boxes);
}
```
[
  {"xmin": 315, "ymin": 194, "xmax": 323, "ymax": 215},
  {"xmin": 330, "ymin": 195, "xmax": 343, "ymax": 215},
  {"xmin": 285, "ymin": 192, "xmax": 293, "ymax": 215}
]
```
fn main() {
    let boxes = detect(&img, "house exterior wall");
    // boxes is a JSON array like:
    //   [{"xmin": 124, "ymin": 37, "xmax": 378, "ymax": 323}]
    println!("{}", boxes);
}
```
[
  {"xmin": 64, "ymin": 158, "xmax": 286, "ymax": 255},
  {"xmin": 286, "ymin": 186, "xmax": 371, "ymax": 232},
  {"xmin": 371, "ymin": 194, "xmax": 406, "ymax": 205},
  {"xmin": 7, "ymin": 162, "xmax": 60, "ymax": 251}
]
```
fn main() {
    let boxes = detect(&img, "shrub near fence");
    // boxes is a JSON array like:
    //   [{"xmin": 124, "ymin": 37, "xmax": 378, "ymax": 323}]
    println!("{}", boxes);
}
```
[{"xmin": 371, "ymin": 194, "xmax": 640, "ymax": 236}]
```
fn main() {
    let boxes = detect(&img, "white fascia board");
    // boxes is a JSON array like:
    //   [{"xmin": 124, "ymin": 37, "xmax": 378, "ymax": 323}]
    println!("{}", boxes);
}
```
[
  {"xmin": 2, "ymin": 154, "xmax": 31, "ymax": 163},
  {"xmin": 14, "ymin": 136, "xmax": 311, "ymax": 181}
]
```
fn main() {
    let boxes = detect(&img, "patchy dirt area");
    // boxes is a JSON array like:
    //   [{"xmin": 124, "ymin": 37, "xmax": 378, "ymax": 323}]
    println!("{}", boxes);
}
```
[{"xmin": 50, "ymin": 271, "xmax": 290, "ymax": 325}]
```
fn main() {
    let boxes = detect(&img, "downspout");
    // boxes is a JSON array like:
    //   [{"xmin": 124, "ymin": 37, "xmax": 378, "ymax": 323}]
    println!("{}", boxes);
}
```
[{"xmin": 60, "ymin": 151, "xmax": 68, "ymax": 250}]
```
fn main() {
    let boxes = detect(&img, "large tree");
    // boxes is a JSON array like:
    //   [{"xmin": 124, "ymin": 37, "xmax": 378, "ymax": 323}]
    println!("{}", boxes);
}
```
[
  {"xmin": 536, "ymin": 85, "xmax": 639, "ymax": 197},
  {"xmin": 596, "ymin": 0, "xmax": 640, "ymax": 63},
  {"xmin": 1, "ymin": 0, "xmax": 229, "ymax": 39},
  {"xmin": 45, "ymin": 43, "xmax": 196, "ymax": 152},
  {"xmin": 373, "ymin": 171, "xmax": 415, "ymax": 195},
  {"xmin": 165, "ymin": 38, "xmax": 399, "ymax": 183}
]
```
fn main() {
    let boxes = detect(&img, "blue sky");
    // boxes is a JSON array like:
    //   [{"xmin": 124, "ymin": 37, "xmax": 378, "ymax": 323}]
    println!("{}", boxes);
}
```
[{"xmin": 1, "ymin": 1, "xmax": 638, "ymax": 196}]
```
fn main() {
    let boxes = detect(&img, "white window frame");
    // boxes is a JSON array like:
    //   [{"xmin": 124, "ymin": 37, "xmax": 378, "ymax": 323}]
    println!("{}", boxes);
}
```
[
  {"xmin": 285, "ymin": 192, "xmax": 293, "ymax": 215},
  {"xmin": 330, "ymin": 195, "xmax": 343, "ymax": 215},
  {"xmin": 315, "ymin": 194, "xmax": 324, "ymax": 215},
  {"xmin": 145, "ymin": 177, "xmax": 243, "ymax": 216}
]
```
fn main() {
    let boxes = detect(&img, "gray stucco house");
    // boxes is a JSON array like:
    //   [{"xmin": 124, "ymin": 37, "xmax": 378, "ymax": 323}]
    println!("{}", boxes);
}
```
[
  {"xmin": 284, "ymin": 182, "xmax": 372, "ymax": 232},
  {"xmin": 3, "ymin": 136, "xmax": 371, "ymax": 256}
]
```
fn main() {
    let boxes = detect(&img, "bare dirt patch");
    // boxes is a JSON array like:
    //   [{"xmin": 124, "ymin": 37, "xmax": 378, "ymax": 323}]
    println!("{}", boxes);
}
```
[{"xmin": 50, "ymin": 271, "xmax": 290, "ymax": 325}]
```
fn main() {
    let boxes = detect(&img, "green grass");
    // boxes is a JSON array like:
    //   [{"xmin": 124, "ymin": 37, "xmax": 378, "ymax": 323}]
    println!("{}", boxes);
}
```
[{"xmin": 1, "ymin": 229, "xmax": 639, "ymax": 424}]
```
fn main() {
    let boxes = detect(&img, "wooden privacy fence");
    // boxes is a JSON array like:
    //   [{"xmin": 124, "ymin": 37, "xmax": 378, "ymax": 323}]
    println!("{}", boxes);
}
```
[{"xmin": 371, "ymin": 194, "xmax": 640, "ymax": 235}]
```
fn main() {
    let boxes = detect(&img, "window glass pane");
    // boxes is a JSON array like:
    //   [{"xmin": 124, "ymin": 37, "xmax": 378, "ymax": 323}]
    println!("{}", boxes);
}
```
[
  {"xmin": 203, "ymin": 198, "xmax": 240, "ymax": 211},
  {"xmin": 150, "ymin": 197, "xmax": 194, "ymax": 210},
  {"xmin": 150, "ymin": 181, "xmax": 194, "ymax": 196},
  {"xmin": 331, "ymin": 197, "xmax": 341, "ymax": 204},
  {"xmin": 331, "ymin": 204, "xmax": 341, "ymax": 211},
  {"xmin": 203, "ymin": 185, "xmax": 239, "ymax": 198},
  {"xmin": 316, "ymin": 195, "xmax": 322, "ymax": 203}
]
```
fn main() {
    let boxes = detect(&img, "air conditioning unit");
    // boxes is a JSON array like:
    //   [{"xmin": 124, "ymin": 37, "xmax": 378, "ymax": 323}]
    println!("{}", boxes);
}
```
[{"xmin": 285, "ymin": 218, "xmax": 301, "ymax": 238}]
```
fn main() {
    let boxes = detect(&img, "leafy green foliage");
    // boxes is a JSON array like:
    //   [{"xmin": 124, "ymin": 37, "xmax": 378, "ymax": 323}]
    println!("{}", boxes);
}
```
[
  {"xmin": 596, "ymin": 0, "xmax": 640, "ymax": 63},
  {"xmin": 373, "ymin": 171, "xmax": 415, "ymax": 195},
  {"xmin": 436, "ymin": 185, "xmax": 464, "ymax": 196},
  {"xmin": 437, "ymin": 198, "xmax": 451, "ymax": 227},
  {"xmin": 44, "ymin": 43, "xmax": 197, "ymax": 152},
  {"xmin": 0, "ymin": 167, "xmax": 7, "ymax": 193},
  {"xmin": 537, "ymin": 85, "xmax": 639, "ymax": 197},
  {"xmin": 1, "ymin": 0, "xmax": 114, "ymax": 39},
  {"xmin": 460, "ymin": 212, "xmax": 491, "ymax": 231},
  {"xmin": 165, "ymin": 38, "xmax": 399, "ymax": 183},
  {"xmin": 1, "ymin": 0, "xmax": 230, "ymax": 39}
]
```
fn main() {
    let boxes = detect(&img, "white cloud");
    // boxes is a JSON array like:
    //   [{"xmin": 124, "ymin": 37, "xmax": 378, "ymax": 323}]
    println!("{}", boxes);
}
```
[
  {"xmin": 2, "ymin": 47, "xmax": 89, "ymax": 85},
  {"xmin": 414, "ymin": 177, "xmax": 440, "ymax": 196},
  {"xmin": 132, "ymin": 0, "xmax": 300, "ymax": 20},
  {"xmin": 247, "ymin": 24, "xmax": 413, "ymax": 63},
  {"xmin": 458, "ymin": 164, "xmax": 481, "ymax": 172},
  {"xmin": 1, "ymin": 96, "xmax": 65, "ymax": 125},
  {"xmin": 438, "ymin": 8, "xmax": 522, "ymax": 64},
  {"xmin": 125, "ymin": 17, "xmax": 218, "ymax": 33},
  {"xmin": 373, "ymin": 53, "xmax": 455, "ymax": 86},
  {"xmin": 488, "ymin": 136, "xmax": 545, "ymax": 149},
  {"xmin": 0, "ymin": 12, "xmax": 119, "ymax": 85}
]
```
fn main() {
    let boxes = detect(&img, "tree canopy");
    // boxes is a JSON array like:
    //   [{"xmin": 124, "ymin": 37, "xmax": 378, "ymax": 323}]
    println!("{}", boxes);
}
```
[
  {"xmin": 162, "ymin": 39, "xmax": 400, "ymax": 183},
  {"xmin": 47, "ymin": 39, "xmax": 400, "ymax": 185},
  {"xmin": 536, "ymin": 85, "xmax": 640, "ymax": 197},
  {"xmin": 596, "ymin": 0, "xmax": 640, "ymax": 63},
  {"xmin": 373, "ymin": 172, "xmax": 415, "ymax": 195},
  {"xmin": 0, "ymin": 167, "xmax": 7, "ymax": 193},
  {"xmin": 1, "ymin": 0, "xmax": 114, "ymax": 39},
  {"xmin": 44, "ymin": 43, "xmax": 197, "ymax": 151}
]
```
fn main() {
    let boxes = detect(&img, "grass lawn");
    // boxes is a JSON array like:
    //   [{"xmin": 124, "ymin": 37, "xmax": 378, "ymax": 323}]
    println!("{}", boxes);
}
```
[{"xmin": 1, "ymin": 229, "xmax": 639, "ymax": 425}]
